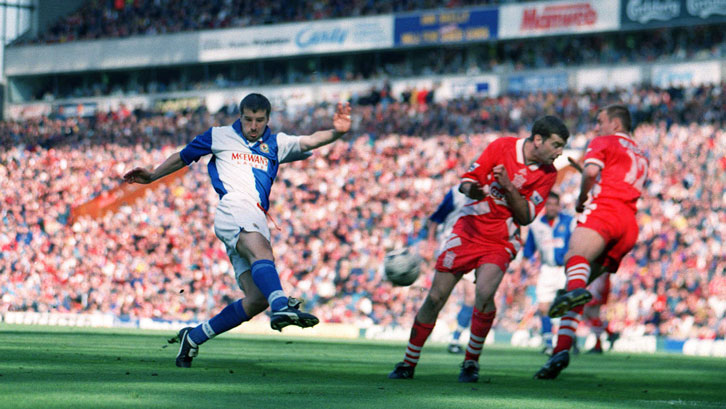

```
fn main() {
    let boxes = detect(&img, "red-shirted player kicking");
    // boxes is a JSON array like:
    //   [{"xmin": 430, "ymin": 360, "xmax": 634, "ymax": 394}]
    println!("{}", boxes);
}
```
[
  {"xmin": 534, "ymin": 104, "xmax": 649, "ymax": 379},
  {"xmin": 388, "ymin": 116, "xmax": 570, "ymax": 383}
]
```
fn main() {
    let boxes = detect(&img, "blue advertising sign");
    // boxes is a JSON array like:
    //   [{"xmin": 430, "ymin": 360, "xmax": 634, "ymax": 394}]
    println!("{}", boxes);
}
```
[
  {"xmin": 56, "ymin": 101, "xmax": 98, "ymax": 118},
  {"xmin": 394, "ymin": 8, "xmax": 498, "ymax": 46},
  {"xmin": 508, "ymin": 72, "xmax": 569, "ymax": 94}
]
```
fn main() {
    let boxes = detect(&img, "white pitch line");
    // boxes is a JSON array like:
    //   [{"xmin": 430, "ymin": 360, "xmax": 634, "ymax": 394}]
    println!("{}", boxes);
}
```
[{"xmin": 633, "ymin": 399, "xmax": 725, "ymax": 407}]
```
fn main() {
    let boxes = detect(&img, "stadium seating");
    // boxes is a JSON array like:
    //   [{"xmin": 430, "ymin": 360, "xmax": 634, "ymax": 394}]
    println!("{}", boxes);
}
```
[
  {"xmin": 20, "ymin": 0, "xmax": 515, "ymax": 44},
  {"xmin": 2, "ymin": 83, "xmax": 725, "ymax": 341},
  {"xmin": 15, "ymin": 24, "xmax": 725, "ymax": 102}
]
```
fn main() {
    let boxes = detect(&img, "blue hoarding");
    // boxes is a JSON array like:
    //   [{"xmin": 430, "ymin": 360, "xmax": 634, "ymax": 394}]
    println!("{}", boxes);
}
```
[{"xmin": 394, "ymin": 8, "xmax": 498, "ymax": 46}]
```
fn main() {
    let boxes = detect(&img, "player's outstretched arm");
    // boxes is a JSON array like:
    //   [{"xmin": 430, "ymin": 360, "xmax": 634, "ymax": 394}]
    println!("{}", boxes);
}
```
[
  {"xmin": 299, "ymin": 102, "xmax": 351, "ymax": 151},
  {"xmin": 123, "ymin": 152, "xmax": 186, "ymax": 185}
]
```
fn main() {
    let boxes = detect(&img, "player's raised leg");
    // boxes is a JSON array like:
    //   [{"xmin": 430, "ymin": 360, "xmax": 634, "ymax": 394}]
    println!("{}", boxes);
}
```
[
  {"xmin": 389, "ymin": 270, "xmax": 460, "ymax": 379},
  {"xmin": 236, "ymin": 231, "xmax": 319, "ymax": 331},
  {"xmin": 548, "ymin": 227, "xmax": 606, "ymax": 318},
  {"xmin": 537, "ymin": 227, "xmax": 606, "ymax": 379}
]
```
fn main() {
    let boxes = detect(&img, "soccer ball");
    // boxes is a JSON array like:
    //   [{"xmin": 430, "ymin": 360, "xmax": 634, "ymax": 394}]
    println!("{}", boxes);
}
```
[{"xmin": 384, "ymin": 247, "xmax": 421, "ymax": 286}]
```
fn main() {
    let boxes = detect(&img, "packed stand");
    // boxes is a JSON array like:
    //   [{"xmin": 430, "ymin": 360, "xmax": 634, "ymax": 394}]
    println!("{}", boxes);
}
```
[
  {"xmin": 20, "ymin": 0, "xmax": 524, "ymax": 45},
  {"xmin": 1, "ymin": 83, "xmax": 725, "ymax": 342},
  {"xmin": 24, "ymin": 24, "xmax": 726, "ymax": 102}
]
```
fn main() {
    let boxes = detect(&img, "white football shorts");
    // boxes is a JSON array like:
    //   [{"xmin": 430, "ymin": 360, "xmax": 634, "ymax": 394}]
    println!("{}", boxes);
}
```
[
  {"xmin": 214, "ymin": 194, "xmax": 271, "ymax": 284},
  {"xmin": 535, "ymin": 264, "xmax": 566, "ymax": 304}
]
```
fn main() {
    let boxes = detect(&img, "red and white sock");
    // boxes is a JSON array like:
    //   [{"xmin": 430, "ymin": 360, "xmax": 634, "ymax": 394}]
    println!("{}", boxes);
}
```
[
  {"xmin": 403, "ymin": 320, "xmax": 434, "ymax": 367},
  {"xmin": 553, "ymin": 305, "xmax": 583, "ymax": 354},
  {"xmin": 464, "ymin": 308, "xmax": 496, "ymax": 362},
  {"xmin": 565, "ymin": 256, "xmax": 590, "ymax": 290}
]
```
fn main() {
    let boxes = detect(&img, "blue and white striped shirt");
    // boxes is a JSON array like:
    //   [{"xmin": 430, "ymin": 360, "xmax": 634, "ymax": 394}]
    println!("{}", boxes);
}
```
[
  {"xmin": 179, "ymin": 120, "xmax": 310, "ymax": 210},
  {"xmin": 523, "ymin": 212, "xmax": 576, "ymax": 267},
  {"xmin": 429, "ymin": 186, "xmax": 469, "ymax": 242}
]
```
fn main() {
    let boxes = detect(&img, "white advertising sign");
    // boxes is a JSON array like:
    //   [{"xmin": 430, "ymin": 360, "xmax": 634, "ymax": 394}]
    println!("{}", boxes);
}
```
[
  {"xmin": 576, "ymin": 66, "xmax": 642, "ymax": 91},
  {"xmin": 499, "ymin": 0, "xmax": 620, "ymax": 39},
  {"xmin": 390, "ymin": 74, "xmax": 500, "ymax": 104},
  {"xmin": 199, "ymin": 15, "xmax": 393, "ymax": 62},
  {"xmin": 204, "ymin": 81, "xmax": 374, "ymax": 114},
  {"xmin": 652, "ymin": 61, "xmax": 721, "ymax": 88},
  {"xmin": 437, "ymin": 74, "xmax": 500, "ymax": 100},
  {"xmin": 7, "ymin": 103, "xmax": 52, "ymax": 120}
]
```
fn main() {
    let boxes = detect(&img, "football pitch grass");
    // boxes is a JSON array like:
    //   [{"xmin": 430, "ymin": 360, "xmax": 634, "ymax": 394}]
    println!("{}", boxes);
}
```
[{"xmin": 1, "ymin": 325, "xmax": 724, "ymax": 409}]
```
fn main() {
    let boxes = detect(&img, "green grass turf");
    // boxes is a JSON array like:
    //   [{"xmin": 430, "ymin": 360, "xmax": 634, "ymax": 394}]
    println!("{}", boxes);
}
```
[{"xmin": 1, "ymin": 324, "xmax": 724, "ymax": 409}]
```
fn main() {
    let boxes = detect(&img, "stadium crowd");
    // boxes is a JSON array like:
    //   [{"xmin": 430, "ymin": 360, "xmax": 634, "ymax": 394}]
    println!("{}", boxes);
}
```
[
  {"xmin": 1, "ymin": 82, "xmax": 725, "ymax": 343},
  {"xmin": 25, "ymin": 24, "xmax": 726, "ymax": 102},
  {"xmin": 23, "ymin": 0, "xmax": 528, "ymax": 45}
]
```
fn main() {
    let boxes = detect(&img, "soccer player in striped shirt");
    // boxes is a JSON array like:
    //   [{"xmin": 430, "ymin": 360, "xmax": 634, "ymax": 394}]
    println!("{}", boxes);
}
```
[{"xmin": 123, "ymin": 93, "xmax": 351, "ymax": 368}]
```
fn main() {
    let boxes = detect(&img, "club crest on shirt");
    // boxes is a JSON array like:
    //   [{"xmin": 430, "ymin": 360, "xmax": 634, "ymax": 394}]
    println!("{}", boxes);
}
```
[
  {"xmin": 512, "ymin": 173, "xmax": 526, "ymax": 190},
  {"xmin": 260, "ymin": 143, "xmax": 270, "ymax": 153}
]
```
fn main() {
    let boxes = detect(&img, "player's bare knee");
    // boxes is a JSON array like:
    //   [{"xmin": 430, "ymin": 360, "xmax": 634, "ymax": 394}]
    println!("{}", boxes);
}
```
[
  {"xmin": 473, "ymin": 293, "xmax": 495, "ymax": 312},
  {"xmin": 425, "ymin": 290, "xmax": 449, "ymax": 312},
  {"xmin": 475, "ymin": 284, "xmax": 496, "ymax": 303}
]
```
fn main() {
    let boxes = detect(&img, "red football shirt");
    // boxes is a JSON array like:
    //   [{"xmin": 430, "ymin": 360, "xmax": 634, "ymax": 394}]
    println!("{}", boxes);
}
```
[
  {"xmin": 583, "ymin": 133, "xmax": 648, "ymax": 212},
  {"xmin": 453, "ymin": 137, "xmax": 557, "ymax": 256}
]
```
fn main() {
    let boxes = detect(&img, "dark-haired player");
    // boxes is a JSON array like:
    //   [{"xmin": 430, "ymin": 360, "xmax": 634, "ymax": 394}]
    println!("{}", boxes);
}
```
[
  {"xmin": 124, "ymin": 93, "xmax": 351, "ymax": 367},
  {"xmin": 388, "ymin": 116, "xmax": 570, "ymax": 383}
]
